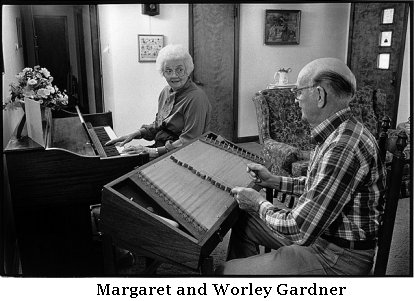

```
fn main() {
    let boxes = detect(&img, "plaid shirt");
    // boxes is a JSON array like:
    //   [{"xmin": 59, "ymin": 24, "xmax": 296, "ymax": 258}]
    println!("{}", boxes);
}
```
[{"xmin": 258, "ymin": 108, "xmax": 387, "ymax": 245}]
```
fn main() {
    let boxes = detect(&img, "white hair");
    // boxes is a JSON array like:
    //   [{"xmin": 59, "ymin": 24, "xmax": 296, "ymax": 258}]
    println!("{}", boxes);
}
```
[{"xmin": 155, "ymin": 44, "xmax": 194, "ymax": 75}]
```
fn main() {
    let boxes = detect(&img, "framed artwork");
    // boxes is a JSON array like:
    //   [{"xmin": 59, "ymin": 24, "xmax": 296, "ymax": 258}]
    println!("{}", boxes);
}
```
[
  {"xmin": 264, "ymin": 10, "xmax": 301, "ymax": 45},
  {"xmin": 138, "ymin": 34, "xmax": 164, "ymax": 62}
]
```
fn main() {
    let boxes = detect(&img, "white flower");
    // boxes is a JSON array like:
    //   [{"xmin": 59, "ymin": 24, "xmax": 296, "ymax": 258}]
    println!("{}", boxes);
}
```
[
  {"xmin": 23, "ymin": 88, "xmax": 35, "ymax": 98},
  {"xmin": 4, "ymin": 66, "xmax": 68, "ymax": 111},
  {"xmin": 27, "ymin": 79, "xmax": 37, "ymax": 85},
  {"xmin": 59, "ymin": 94, "xmax": 69, "ymax": 105},
  {"xmin": 40, "ymin": 68, "xmax": 50, "ymax": 77},
  {"xmin": 37, "ymin": 88, "xmax": 51, "ymax": 98}
]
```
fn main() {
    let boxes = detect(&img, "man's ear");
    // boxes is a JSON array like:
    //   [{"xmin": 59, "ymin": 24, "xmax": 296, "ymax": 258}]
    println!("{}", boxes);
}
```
[{"xmin": 316, "ymin": 86, "xmax": 326, "ymax": 108}]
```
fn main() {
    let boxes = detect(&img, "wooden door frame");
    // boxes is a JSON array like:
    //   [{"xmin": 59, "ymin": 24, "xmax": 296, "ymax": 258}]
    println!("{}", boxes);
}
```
[
  {"xmin": 347, "ymin": 2, "xmax": 410, "ymax": 127},
  {"xmin": 74, "ymin": 6, "xmax": 89, "ymax": 113},
  {"xmin": 188, "ymin": 4, "xmax": 240, "ymax": 142},
  {"xmin": 89, "ymin": 5, "xmax": 104, "ymax": 113}
]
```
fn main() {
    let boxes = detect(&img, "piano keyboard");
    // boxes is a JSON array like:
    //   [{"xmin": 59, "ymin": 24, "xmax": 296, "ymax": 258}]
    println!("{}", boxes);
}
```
[
  {"xmin": 93, "ymin": 126, "xmax": 125, "ymax": 157},
  {"xmin": 85, "ymin": 124, "xmax": 125, "ymax": 157}
]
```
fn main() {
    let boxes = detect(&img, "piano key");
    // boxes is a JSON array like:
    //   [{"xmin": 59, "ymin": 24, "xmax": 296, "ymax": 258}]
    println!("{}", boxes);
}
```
[{"xmin": 93, "ymin": 126, "xmax": 126, "ymax": 156}]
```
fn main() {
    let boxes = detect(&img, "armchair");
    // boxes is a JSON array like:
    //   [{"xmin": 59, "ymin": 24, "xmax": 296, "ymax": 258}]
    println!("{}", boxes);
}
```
[{"xmin": 252, "ymin": 88, "xmax": 312, "ymax": 177}]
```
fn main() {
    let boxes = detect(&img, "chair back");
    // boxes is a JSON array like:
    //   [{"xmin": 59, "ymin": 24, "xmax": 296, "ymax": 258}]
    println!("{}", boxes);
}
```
[
  {"xmin": 267, "ymin": 89, "xmax": 312, "ymax": 151},
  {"xmin": 373, "ymin": 117, "xmax": 408, "ymax": 275}
]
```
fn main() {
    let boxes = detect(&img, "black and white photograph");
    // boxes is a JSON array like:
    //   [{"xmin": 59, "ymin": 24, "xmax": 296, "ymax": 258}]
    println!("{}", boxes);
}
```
[{"xmin": 1, "ymin": 1, "xmax": 412, "ymax": 300}]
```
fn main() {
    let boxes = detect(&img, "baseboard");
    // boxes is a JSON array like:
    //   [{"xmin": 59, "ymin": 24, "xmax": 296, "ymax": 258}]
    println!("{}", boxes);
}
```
[{"xmin": 235, "ymin": 135, "xmax": 259, "ymax": 144}]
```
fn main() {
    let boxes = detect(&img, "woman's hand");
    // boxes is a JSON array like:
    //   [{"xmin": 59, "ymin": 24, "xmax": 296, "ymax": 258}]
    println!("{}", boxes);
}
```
[
  {"xmin": 122, "ymin": 144, "xmax": 145, "ymax": 155},
  {"xmin": 122, "ymin": 145, "xmax": 158, "ymax": 158},
  {"xmin": 231, "ymin": 187, "xmax": 266, "ymax": 213},
  {"xmin": 105, "ymin": 131, "xmax": 141, "ymax": 147}
]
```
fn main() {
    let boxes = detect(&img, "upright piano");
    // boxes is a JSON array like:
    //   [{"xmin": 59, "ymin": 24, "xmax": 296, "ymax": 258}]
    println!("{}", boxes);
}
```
[{"xmin": 3, "ymin": 109, "xmax": 149, "ymax": 276}]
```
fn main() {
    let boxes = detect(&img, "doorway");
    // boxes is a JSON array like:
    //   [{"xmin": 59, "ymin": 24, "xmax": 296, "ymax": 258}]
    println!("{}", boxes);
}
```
[
  {"xmin": 33, "ymin": 15, "xmax": 70, "ymax": 103},
  {"xmin": 19, "ymin": 5, "xmax": 103, "ymax": 114},
  {"xmin": 189, "ymin": 4, "xmax": 240, "ymax": 141},
  {"xmin": 347, "ymin": 2, "xmax": 409, "ymax": 127}
]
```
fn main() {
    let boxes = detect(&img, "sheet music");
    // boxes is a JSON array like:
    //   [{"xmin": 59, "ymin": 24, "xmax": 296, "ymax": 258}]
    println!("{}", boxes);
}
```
[{"xmin": 25, "ymin": 98, "xmax": 45, "ymax": 147}]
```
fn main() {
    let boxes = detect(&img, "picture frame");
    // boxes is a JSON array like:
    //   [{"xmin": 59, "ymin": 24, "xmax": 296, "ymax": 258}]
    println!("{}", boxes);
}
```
[
  {"xmin": 264, "ymin": 10, "xmax": 301, "ymax": 45},
  {"xmin": 138, "ymin": 34, "xmax": 164, "ymax": 62}
]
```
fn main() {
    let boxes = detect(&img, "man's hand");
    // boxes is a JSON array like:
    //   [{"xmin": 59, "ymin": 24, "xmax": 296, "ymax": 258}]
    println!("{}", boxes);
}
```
[
  {"xmin": 246, "ymin": 163, "xmax": 273, "ymax": 186},
  {"xmin": 231, "ymin": 187, "xmax": 266, "ymax": 212}
]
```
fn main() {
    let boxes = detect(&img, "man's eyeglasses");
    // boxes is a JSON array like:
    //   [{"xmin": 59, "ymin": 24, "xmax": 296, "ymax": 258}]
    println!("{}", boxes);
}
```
[
  {"xmin": 163, "ymin": 67, "xmax": 186, "ymax": 78},
  {"xmin": 291, "ymin": 85, "xmax": 316, "ymax": 99}
]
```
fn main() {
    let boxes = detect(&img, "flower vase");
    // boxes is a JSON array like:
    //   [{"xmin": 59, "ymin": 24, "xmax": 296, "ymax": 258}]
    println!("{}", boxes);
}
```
[{"xmin": 16, "ymin": 107, "xmax": 26, "ymax": 140}]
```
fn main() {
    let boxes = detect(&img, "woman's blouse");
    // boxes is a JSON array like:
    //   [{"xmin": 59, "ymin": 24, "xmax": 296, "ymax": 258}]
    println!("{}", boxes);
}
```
[{"xmin": 139, "ymin": 78, "xmax": 212, "ymax": 155}]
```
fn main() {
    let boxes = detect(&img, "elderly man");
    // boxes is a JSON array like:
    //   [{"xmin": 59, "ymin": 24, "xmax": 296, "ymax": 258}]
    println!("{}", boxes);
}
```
[{"xmin": 216, "ymin": 58, "xmax": 387, "ymax": 275}]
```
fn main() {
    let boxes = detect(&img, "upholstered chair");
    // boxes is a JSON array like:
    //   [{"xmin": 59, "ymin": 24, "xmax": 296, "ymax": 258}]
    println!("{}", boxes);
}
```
[{"xmin": 252, "ymin": 88, "xmax": 312, "ymax": 177}]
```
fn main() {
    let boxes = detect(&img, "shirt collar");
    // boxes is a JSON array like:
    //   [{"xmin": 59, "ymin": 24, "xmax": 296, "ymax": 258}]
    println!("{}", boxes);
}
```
[
  {"xmin": 311, "ymin": 107, "xmax": 353, "ymax": 145},
  {"xmin": 168, "ymin": 77, "xmax": 193, "ymax": 94}
]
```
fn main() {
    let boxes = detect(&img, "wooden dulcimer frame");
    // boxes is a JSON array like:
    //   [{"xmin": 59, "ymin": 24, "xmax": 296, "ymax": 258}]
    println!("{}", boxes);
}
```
[{"xmin": 100, "ymin": 132, "xmax": 270, "ymax": 273}]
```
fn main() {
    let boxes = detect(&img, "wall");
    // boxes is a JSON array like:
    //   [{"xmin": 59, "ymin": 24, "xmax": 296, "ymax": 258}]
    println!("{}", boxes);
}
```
[
  {"xmin": 397, "ymin": 10, "xmax": 410, "ymax": 125},
  {"xmin": 2, "ymin": 5, "xmax": 25, "ymax": 148},
  {"xmin": 2, "ymin": 4, "xmax": 24, "ymax": 275},
  {"xmin": 238, "ymin": 3, "xmax": 351, "ymax": 137},
  {"xmin": 98, "ymin": 4, "xmax": 188, "ymax": 145}
]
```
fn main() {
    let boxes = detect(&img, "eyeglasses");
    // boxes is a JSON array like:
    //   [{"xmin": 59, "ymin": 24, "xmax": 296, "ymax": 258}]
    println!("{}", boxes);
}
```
[
  {"xmin": 291, "ymin": 85, "xmax": 316, "ymax": 99},
  {"xmin": 163, "ymin": 67, "xmax": 186, "ymax": 78}
]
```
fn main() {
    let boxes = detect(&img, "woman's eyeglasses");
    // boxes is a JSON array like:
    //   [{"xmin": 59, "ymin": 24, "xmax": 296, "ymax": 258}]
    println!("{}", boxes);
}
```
[{"xmin": 163, "ymin": 67, "xmax": 186, "ymax": 78}]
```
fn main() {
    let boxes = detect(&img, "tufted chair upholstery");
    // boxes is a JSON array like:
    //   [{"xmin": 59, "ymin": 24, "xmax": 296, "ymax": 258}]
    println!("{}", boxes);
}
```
[
  {"xmin": 348, "ymin": 86, "xmax": 389, "ymax": 138},
  {"xmin": 387, "ymin": 118, "xmax": 411, "ymax": 198},
  {"xmin": 252, "ymin": 88, "xmax": 312, "ymax": 177}
]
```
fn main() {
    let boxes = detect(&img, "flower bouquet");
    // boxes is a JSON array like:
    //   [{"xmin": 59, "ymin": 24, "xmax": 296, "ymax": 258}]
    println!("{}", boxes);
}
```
[
  {"xmin": 3, "ymin": 66, "xmax": 69, "ymax": 139},
  {"xmin": 3, "ymin": 65, "xmax": 68, "ymax": 111}
]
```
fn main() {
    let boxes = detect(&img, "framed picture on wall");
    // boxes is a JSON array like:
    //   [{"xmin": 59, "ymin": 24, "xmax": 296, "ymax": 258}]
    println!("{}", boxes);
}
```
[
  {"xmin": 138, "ymin": 34, "xmax": 164, "ymax": 62},
  {"xmin": 264, "ymin": 10, "xmax": 301, "ymax": 45}
]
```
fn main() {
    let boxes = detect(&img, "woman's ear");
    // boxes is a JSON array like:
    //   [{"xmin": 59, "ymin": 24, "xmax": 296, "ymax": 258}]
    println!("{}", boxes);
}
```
[{"xmin": 317, "ymin": 86, "xmax": 326, "ymax": 108}]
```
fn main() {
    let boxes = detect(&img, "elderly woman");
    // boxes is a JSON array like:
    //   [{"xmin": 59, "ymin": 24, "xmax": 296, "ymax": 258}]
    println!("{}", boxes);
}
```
[{"xmin": 106, "ymin": 44, "xmax": 211, "ymax": 158}]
